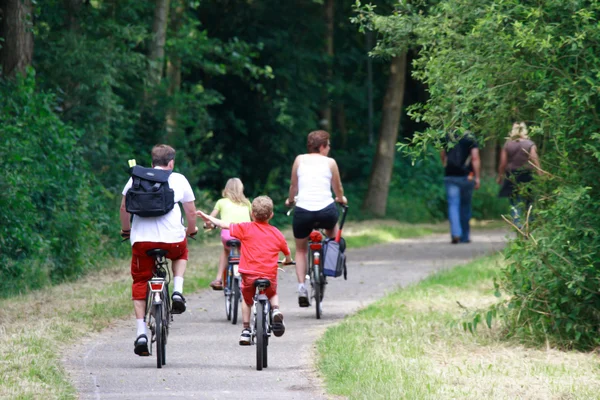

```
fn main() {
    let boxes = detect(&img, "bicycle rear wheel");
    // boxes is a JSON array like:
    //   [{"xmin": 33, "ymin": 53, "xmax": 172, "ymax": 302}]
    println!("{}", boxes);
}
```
[
  {"xmin": 154, "ymin": 303, "xmax": 163, "ymax": 369},
  {"xmin": 255, "ymin": 301, "xmax": 265, "ymax": 371},
  {"xmin": 232, "ymin": 277, "xmax": 240, "ymax": 325},
  {"xmin": 313, "ymin": 265, "xmax": 321, "ymax": 319},
  {"xmin": 263, "ymin": 308, "xmax": 269, "ymax": 368}
]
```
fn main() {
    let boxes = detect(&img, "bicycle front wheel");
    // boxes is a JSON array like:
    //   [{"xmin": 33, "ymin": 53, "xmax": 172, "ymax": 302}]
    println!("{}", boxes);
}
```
[
  {"xmin": 255, "ymin": 301, "xmax": 265, "ymax": 371},
  {"xmin": 154, "ymin": 303, "xmax": 164, "ymax": 369},
  {"xmin": 232, "ymin": 277, "xmax": 240, "ymax": 325},
  {"xmin": 225, "ymin": 267, "xmax": 233, "ymax": 321}
]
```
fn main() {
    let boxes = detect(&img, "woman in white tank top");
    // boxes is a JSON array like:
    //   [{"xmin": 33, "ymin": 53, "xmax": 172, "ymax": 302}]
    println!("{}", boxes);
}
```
[{"xmin": 285, "ymin": 130, "xmax": 348, "ymax": 307}]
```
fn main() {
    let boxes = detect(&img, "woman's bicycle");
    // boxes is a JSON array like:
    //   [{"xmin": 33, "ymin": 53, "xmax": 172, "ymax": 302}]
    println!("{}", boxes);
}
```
[
  {"xmin": 251, "ymin": 261, "xmax": 294, "ymax": 371},
  {"xmin": 289, "ymin": 203, "xmax": 348, "ymax": 320},
  {"xmin": 224, "ymin": 239, "xmax": 242, "ymax": 324},
  {"xmin": 144, "ymin": 249, "xmax": 172, "ymax": 369}
]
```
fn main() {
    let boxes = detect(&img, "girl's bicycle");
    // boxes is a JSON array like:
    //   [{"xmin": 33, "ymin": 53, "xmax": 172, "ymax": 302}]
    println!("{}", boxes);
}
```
[
  {"xmin": 144, "ymin": 248, "xmax": 172, "ymax": 369},
  {"xmin": 224, "ymin": 239, "xmax": 242, "ymax": 324}
]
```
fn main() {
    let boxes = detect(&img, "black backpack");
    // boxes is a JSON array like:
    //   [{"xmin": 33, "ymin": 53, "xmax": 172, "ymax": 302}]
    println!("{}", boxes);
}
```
[
  {"xmin": 125, "ymin": 166, "xmax": 175, "ymax": 217},
  {"xmin": 445, "ymin": 133, "xmax": 474, "ymax": 175}
]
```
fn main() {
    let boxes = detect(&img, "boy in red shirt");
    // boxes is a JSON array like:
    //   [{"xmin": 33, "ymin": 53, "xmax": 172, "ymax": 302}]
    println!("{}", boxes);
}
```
[{"xmin": 197, "ymin": 196, "xmax": 293, "ymax": 344}]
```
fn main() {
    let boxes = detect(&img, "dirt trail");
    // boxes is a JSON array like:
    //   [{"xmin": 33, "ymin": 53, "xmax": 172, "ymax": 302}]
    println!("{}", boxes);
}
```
[{"xmin": 64, "ymin": 230, "xmax": 508, "ymax": 399}]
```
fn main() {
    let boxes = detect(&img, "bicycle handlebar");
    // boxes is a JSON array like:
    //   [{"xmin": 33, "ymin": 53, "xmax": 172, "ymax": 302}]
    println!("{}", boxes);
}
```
[{"xmin": 278, "ymin": 260, "xmax": 296, "ymax": 265}]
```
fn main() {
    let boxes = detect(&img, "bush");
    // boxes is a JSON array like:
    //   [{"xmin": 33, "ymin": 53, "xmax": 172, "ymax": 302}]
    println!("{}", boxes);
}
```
[
  {"xmin": 0, "ymin": 72, "xmax": 113, "ymax": 296},
  {"xmin": 500, "ymin": 184, "xmax": 600, "ymax": 349}
]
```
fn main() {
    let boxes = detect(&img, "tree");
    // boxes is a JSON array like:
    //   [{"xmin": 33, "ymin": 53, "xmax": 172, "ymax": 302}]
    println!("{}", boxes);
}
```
[
  {"xmin": 0, "ymin": 0, "xmax": 34, "ymax": 78},
  {"xmin": 165, "ymin": 0, "xmax": 185, "ymax": 143},
  {"xmin": 148, "ymin": 0, "xmax": 170, "ymax": 86},
  {"xmin": 354, "ymin": 1, "xmax": 416, "ymax": 216},
  {"xmin": 321, "ymin": 0, "xmax": 334, "ymax": 131},
  {"xmin": 362, "ymin": 54, "xmax": 407, "ymax": 215}
]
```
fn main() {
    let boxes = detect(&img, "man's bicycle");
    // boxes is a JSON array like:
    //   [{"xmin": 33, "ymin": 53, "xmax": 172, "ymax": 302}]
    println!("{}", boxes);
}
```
[
  {"xmin": 144, "ymin": 249, "xmax": 172, "ymax": 369},
  {"xmin": 224, "ymin": 239, "xmax": 242, "ymax": 324}
]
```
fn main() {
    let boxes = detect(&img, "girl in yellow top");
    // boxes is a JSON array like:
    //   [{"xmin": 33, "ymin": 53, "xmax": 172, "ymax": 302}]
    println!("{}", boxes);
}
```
[{"xmin": 209, "ymin": 178, "xmax": 252, "ymax": 290}]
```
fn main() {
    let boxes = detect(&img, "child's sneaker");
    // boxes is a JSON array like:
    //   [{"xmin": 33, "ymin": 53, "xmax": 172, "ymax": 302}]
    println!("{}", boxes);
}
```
[
  {"xmin": 239, "ymin": 328, "xmax": 251, "ymax": 345},
  {"xmin": 272, "ymin": 309, "xmax": 285, "ymax": 337}
]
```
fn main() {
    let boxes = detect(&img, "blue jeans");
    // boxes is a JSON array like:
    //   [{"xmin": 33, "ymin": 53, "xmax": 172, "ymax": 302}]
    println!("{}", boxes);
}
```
[
  {"xmin": 444, "ymin": 176, "xmax": 475, "ymax": 242},
  {"xmin": 510, "ymin": 195, "xmax": 532, "ymax": 230}
]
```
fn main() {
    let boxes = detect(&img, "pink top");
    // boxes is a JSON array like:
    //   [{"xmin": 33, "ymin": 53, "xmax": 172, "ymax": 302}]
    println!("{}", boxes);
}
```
[{"xmin": 229, "ymin": 221, "xmax": 291, "ymax": 281}]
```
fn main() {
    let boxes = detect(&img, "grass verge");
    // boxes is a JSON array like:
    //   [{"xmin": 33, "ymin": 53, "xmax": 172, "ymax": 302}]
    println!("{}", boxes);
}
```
[
  {"xmin": 0, "ymin": 219, "xmax": 445, "ymax": 398},
  {"xmin": 342, "ymin": 219, "xmax": 506, "ymax": 248},
  {"xmin": 317, "ymin": 255, "xmax": 600, "ymax": 399}
]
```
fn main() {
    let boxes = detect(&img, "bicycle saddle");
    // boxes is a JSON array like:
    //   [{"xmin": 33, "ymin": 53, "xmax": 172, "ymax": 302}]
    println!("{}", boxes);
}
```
[
  {"xmin": 226, "ymin": 239, "xmax": 241, "ymax": 247},
  {"xmin": 146, "ymin": 249, "xmax": 168, "ymax": 258},
  {"xmin": 254, "ymin": 279, "xmax": 271, "ymax": 289}
]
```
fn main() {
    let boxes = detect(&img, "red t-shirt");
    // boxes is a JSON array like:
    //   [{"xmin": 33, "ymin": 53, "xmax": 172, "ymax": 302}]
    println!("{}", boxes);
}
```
[{"xmin": 229, "ymin": 221, "xmax": 291, "ymax": 281}]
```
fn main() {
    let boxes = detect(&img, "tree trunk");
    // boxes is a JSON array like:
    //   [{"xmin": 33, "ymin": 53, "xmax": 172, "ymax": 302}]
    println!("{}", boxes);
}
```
[
  {"xmin": 480, "ymin": 139, "xmax": 497, "ymax": 177},
  {"xmin": 0, "ymin": 0, "xmax": 34, "ymax": 79},
  {"xmin": 148, "ymin": 0, "xmax": 170, "ymax": 86},
  {"xmin": 165, "ymin": 0, "xmax": 185, "ymax": 144},
  {"xmin": 64, "ymin": 0, "xmax": 83, "ymax": 30},
  {"xmin": 362, "ymin": 53, "xmax": 408, "ymax": 216},
  {"xmin": 335, "ymin": 103, "xmax": 348, "ymax": 149},
  {"xmin": 320, "ymin": 0, "xmax": 334, "ymax": 131}
]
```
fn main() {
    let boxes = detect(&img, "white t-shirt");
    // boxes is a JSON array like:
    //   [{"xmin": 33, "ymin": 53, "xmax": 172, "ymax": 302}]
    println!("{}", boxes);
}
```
[
  {"xmin": 296, "ymin": 154, "xmax": 334, "ymax": 211},
  {"xmin": 122, "ymin": 167, "xmax": 195, "ymax": 245}
]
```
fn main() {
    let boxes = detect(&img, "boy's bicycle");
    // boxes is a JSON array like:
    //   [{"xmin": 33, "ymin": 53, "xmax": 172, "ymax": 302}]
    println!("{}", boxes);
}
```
[
  {"xmin": 224, "ymin": 239, "xmax": 242, "ymax": 324},
  {"xmin": 251, "ymin": 261, "xmax": 294, "ymax": 371},
  {"xmin": 144, "ymin": 249, "xmax": 172, "ymax": 369}
]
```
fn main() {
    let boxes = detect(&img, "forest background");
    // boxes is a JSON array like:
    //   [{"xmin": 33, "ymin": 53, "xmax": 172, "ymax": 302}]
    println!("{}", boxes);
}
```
[{"xmin": 2, "ymin": 0, "xmax": 599, "ymax": 349}]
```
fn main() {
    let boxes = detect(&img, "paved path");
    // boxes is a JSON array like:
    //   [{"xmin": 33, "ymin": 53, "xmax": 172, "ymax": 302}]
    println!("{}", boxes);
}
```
[{"xmin": 64, "ymin": 230, "xmax": 508, "ymax": 399}]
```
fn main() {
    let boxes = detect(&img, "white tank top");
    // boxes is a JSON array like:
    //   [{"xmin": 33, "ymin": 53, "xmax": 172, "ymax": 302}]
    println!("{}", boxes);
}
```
[{"xmin": 296, "ymin": 154, "xmax": 334, "ymax": 211}]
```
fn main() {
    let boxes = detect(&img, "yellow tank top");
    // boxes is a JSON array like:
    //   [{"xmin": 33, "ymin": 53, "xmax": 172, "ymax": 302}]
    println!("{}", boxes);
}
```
[{"xmin": 214, "ymin": 198, "xmax": 251, "ymax": 224}]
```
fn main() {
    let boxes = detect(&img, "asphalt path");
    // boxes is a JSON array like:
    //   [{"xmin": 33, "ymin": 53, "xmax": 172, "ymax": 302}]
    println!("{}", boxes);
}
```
[{"xmin": 64, "ymin": 230, "xmax": 508, "ymax": 399}]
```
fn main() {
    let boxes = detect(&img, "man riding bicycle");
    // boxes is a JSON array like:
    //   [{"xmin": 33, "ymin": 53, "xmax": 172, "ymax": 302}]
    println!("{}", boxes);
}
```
[{"xmin": 120, "ymin": 144, "xmax": 198, "ymax": 356}]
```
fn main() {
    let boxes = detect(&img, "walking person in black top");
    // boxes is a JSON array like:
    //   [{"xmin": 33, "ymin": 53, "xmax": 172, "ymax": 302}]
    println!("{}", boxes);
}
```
[{"xmin": 440, "ymin": 132, "xmax": 481, "ymax": 244}]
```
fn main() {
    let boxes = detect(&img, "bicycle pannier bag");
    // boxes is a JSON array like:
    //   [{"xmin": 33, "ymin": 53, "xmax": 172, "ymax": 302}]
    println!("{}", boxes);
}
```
[
  {"xmin": 323, "ymin": 238, "xmax": 346, "ymax": 278},
  {"xmin": 125, "ymin": 166, "xmax": 175, "ymax": 217}
]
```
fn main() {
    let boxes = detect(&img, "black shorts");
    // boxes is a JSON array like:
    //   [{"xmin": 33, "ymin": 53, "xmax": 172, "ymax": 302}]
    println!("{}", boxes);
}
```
[{"xmin": 292, "ymin": 202, "xmax": 339, "ymax": 239}]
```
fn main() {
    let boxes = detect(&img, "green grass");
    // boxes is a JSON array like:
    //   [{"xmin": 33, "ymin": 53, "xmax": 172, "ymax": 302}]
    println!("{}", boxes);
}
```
[
  {"xmin": 317, "ymin": 256, "xmax": 600, "ymax": 399},
  {"xmin": 342, "ymin": 219, "xmax": 508, "ymax": 249}
]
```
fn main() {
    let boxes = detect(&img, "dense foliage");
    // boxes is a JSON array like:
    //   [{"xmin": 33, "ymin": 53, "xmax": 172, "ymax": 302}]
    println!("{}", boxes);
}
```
[
  {"xmin": 361, "ymin": 0, "xmax": 600, "ymax": 348},
  {"xmin": 0, "ymin": 73, "xmax": 109, "ymax": 294}
]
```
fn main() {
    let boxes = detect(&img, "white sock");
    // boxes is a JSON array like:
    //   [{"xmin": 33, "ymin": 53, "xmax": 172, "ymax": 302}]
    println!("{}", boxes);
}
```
[
  {"xmin": 298, "ymin": 283, "xmax": 305, "ymax": 291},
  {"xmin": 173, "ymin": 276, "xmax": 184, "ymax": 294},
  {"xmin": 136, "ymin": 319, "xmax": 147, "ymax": 339}
]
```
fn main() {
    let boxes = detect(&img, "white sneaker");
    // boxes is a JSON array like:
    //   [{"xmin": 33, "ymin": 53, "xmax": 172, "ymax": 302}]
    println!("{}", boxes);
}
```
[
  {"xmin": 271, "ymin": 309, "xmax": 285, "ymax": 337},
  {"xmin": 298, "ymin": 285, "xmax": 309, "ymax": 307},
  {"xmin": 239, "ymin": 328, "xmax": 251, "ymax": 346}
]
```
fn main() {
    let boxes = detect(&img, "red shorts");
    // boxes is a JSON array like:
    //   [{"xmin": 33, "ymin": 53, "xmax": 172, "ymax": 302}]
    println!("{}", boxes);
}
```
[
  {"xmin": 241, "ymin": 274, "xmax": 277, "ymax": 306},
  {"xmin": 130, "ymin": 240, "xmax": 188, "ymax": 300}
]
